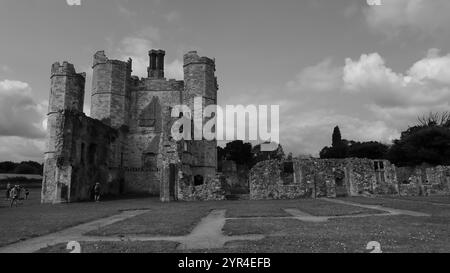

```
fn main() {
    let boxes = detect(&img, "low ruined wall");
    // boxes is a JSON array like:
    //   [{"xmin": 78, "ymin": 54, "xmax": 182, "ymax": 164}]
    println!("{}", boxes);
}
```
[
  {"xmin": 178, "ymin": 175, "xmax": 226, "ymax": 201},
  {"xmin": 425, "ymin": 166, "xmax": 450, "ymax": 195},
  {"xmin": 250, "ymin": 160, "xmax": 307, "ymax": 200},
  {"xmin": 249, "ymin": 158, "xmax": 399, "ymax": 200},
  {"xmin": 221, "ymin": 161, "xmax": 249, "ymax": 194},
  {"xmin": 397, "ymin": 165, "xmax": 450, "ymax": 196}
]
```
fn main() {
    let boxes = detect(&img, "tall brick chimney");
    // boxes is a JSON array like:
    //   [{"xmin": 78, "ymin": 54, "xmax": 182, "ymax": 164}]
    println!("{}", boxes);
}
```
[{"xmin": 148, "ymin": 49, "xmax": 165, "ymax": 79}]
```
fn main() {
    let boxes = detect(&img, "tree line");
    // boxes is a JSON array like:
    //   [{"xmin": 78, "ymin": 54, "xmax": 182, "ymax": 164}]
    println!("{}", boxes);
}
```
[
  {"xmin": 217, "ymin": 140, "xmax": 286, "ymax": 171},
  {"xmin": 320, "ymin": 112, "xmax": 450, "ymax": 167},
  {"xmin": 0, "ymin": 161, "xmax": 44, "ymax": 175}
]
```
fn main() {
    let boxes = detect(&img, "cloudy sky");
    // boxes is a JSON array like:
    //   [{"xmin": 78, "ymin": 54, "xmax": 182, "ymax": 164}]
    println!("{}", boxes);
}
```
[{"xmin": 1, "ymin": 0, "xmax": 450, "ymax": 162}]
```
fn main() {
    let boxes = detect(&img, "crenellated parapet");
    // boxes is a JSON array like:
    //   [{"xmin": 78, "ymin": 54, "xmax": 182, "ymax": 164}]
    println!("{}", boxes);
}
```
[
  {"xmin": 91, "ymin": 50, "xmax": 132, "ymax": 129},
  {"xmin": 183, "ymin": 51, "xmax": 216, "ymax": 68},
  {"xmin": 51, "ymin": 61, "xmax": 86, "ymax": 77},
  {"xmin": 49, "ymin": 61, "xmax": 85, "ymax": 114}
]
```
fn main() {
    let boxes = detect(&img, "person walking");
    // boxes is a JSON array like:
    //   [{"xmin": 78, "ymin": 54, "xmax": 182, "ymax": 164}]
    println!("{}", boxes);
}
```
[
  {"xmin": 94, "ymin": 182, "xmax": 101, "ymax": 202},
  {"xmin": 10, "ymin": 186, "xmax": 19, "ymax": 207},
  {"xmin": 16, "ymin": 185, "xmax": 21, "ymax": 200}
]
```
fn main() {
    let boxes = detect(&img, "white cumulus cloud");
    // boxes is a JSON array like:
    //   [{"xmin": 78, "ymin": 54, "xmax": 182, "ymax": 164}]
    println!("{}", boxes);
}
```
[
  {"xmin": 273, "ymin": 48, "xmax": 450, "ymax": 156},
  {"xmin": 0, "ymin": 79, "xmax": 46, "ymax": 139},
  {"xmin": 364, "ymin": 0, "xmax": 450, "ymax": 36}
]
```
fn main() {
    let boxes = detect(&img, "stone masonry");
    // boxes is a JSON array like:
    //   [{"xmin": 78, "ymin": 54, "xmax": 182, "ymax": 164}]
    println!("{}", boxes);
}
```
[
  {"xmin": 250, "ymin": 158, "xmax": 399, "ymax": 200},
  {"xmin": 42, "ymin": 50, "xmax": 222, "ymax": 203},
  {"xmin": 250, "ymin": 157, "xmax": 450, "ymax": 200}
]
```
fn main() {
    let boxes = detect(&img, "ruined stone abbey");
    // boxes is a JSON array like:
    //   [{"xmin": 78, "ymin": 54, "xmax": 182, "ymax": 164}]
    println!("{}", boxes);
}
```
[
  {"xmin": 41, "ymin": 49, "xmax": 450, "ymax": 204},
  {"xmin": 42, "ymin": 50, "xmax": 221, "ymax": 203}
]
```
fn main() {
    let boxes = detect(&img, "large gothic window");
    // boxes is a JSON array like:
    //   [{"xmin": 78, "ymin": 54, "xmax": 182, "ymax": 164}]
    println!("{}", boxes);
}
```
[{"xmin": 139, "ymin": 97, "xmax": 161, "ymax": 129}]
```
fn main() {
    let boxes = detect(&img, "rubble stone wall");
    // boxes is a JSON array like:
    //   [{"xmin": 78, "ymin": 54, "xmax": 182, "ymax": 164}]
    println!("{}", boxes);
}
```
[
  {"xmin": 397, "ymin": 165, "xmax": 450, "ymax": 196},
  {"xmin": 250, "ymin": 158, "xmax": 399, "ymax": 200},
  {"xmin": 178, "ymin": 175, "xmax": 226, "ymax": 201},
  {"xmin": 250, "ymin": 160, "xmax": 306, "ymax": 200},
  {"xmin": 42, "ymin": 111, "xmax": 123, "ymax": 203}
]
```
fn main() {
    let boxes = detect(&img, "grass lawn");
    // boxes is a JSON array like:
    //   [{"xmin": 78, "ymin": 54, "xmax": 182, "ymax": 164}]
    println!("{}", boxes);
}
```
[
  {"xmin": 222, "ymin": 214, "xmax": 449, "ymax": 253},
  {"xmin": 0, "ymin": 189, "xmax": 160, "ymax": 247},
  {"xmin": 383, "ymin": 195, "xmax": 450, "ymax": 205},
  {"xmin": 344, "ymin": 196, "xmax": 450, "ymax": 216},
  {"xmin": 222, "ymin": 200, "xmax": 290, "ymax": 218},
  {"xmin": 220, "ymin": 197, "xmax": 450, "ymax": 253},
  {"xmin": 85, "ymin": 202, "xmax": 214, "ymax": 237},
  {"xmin": 2, "ymin": 193, "xmax": 449, "ymax": 253},
  {"xmin": 283, "ymin": 199, "xmax": 382, "ymax": 216},
  {"xmin": 36, "ymin": 241, "xmax": 179, "ymax": 253},
  {"xmin": 221, "ymin": 199, "xmax": 382, "ymax": 218},
  {"xmin": 86, "ymin": 199, "xmax": 383, "ymax": 237}
]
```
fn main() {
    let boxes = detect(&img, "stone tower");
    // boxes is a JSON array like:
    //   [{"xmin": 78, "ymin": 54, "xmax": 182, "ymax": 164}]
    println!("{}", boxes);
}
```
[
  {"xmin": 42, "ymin": 62, "xmax": 86, "ymax": 203},
  {"xmin": 183, "ymin": 51, "xmax": 219, "ymax": 179},
  {"xmin": 91, "ymin": 51, "xmax": 132, "ymax": 129}
]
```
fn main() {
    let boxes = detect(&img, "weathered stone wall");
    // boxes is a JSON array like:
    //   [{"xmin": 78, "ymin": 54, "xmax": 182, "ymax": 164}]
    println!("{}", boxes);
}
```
[
  {"xmin": 250, "ymin": 160, "xmax": 307, "ymax": 200},
  {"xmin": 425, "ymin": 166, "xmax": 450, "ymax": 195},
  {"xmin": 221, "ymin": 161, "xmax": 249, "ymax": 190},
  {"xmin": 123, "ymin": 170, "xmax": 160, "ymax": 195},
  {"xmin": 124, "ymin": 77, "xmax": 184, "ymax": 194},
  {"xmin": 43, "ymin": 50, "xmax": 221, "ymax": 203},
  {"xmin": 396, "ymin": 166, "xmax": 422, "ymax": 196},
  {"xmin": 49, "ymin": 62, "xmax": 85, "ymax": 113},
  {"xmin": 183, "ymin": 51, "xmax": 218, "ymax": 180},
  {"xmin": 42, "ymin": 110, "xmax": 123, "ymax": 203},
  {"xmin": 178, "ymin": 175, "xmax": 226, "ymax": 201},
  {"xmin": 43, "ymin": 62, "xmax": 88, "ymax": 203},
  {"xmin": 249, "ymin": 158, "xmax": 399, "ymax": 200},
  {"xmin": 91, "ymin": 51, "xmax": 132, "ymax": 129},
  {"xmin": 397, "ymin": 165, "xmax": 450, "ymax": 196}
]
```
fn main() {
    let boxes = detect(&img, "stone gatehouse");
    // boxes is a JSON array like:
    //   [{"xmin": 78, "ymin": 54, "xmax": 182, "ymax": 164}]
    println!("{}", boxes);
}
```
[{"xmin": 42, "ymin": 50, "xmax": 223, "ymax": 203}]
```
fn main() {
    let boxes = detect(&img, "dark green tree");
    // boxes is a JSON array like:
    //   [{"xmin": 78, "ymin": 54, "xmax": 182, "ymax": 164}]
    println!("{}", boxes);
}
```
[
  {"xmin": 252, "ymin": 142, "xmax": 285, "ymax": 165},
  {"xmin": 348, "ymin": 141, "xmax": 389, "ymax": 160},
  {"xmin": 332, "ymin": 126, "xmax": 342, "ymax": 148},
  {"xmin": 388, "ymin": 125, "xmax": 450, "ymax": 166},
  {"xmin": 0, "ymin": 161, "xmax": 18, "ymax": 173},
  {"xmin": 320, "ymin": 126, "xmax": 348, "ymax": 158},
  {"xmin": 13, "ymin": 162, "xmax": 37, "ymax": 174}
]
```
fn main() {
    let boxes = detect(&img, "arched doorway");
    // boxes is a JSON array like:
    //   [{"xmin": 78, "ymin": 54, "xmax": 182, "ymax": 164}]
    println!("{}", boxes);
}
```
[{"xmin": 334, "ymin": 169, "xmax": 348, "ymax": 197}]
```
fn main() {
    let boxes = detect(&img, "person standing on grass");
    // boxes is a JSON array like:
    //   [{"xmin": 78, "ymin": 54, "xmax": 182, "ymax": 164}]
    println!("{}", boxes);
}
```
[
  {"xmin": 24, "ymin": 188, "xmax": 29, "ymax": 200},
  {"xmin": 94, "ymin": 182, "xmax": 101, "ymax": 202},
  {"xmin": 16, "ymin": 185, "xmax": 21, "ymax": 200},
  {"xmin": 10, "ymin": 186, "xmax": 19, "ymax": 207},
  {"xmin": 5, "ymin": 182, "xmax": 11, "ymax": 200}
]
